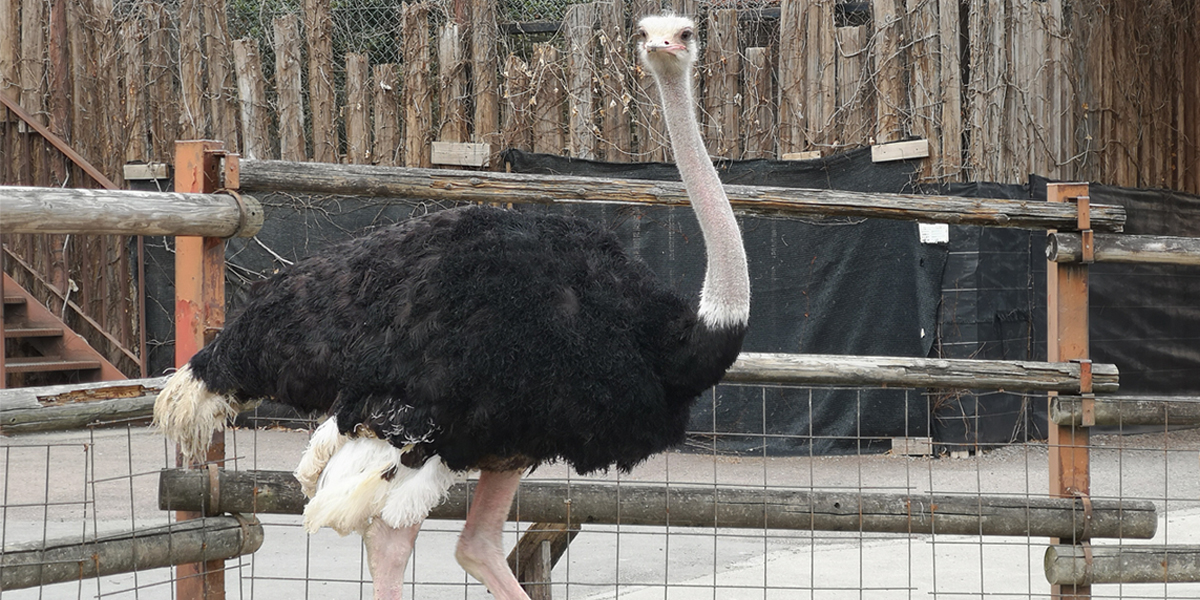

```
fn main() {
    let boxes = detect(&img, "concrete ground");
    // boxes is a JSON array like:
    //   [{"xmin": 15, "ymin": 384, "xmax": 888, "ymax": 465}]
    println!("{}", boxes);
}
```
[{"xmin": 3, "ymin": 425, "xmax": 1199, "ymax": 599}]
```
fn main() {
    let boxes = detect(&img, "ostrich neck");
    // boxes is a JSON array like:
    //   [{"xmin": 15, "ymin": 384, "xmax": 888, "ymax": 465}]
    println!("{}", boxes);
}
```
[{"xmin": 656, "ymin": 69, "xmax": 750, "ymax": 329}]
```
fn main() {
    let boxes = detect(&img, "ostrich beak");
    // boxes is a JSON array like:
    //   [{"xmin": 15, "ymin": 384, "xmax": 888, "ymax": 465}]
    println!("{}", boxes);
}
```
[{"xmin": 643, "ymin": 41, "xmax": 686, "ymax": 54}]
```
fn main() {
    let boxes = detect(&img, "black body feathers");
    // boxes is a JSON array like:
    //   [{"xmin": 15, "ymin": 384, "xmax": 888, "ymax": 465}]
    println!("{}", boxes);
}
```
[{"xmin": 192, "ymin": 205, "xmax": 745, "ymax": 474}]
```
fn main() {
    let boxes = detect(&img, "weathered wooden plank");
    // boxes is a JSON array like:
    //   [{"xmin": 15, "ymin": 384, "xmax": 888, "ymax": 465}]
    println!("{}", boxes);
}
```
[
  {"xmin": 0, "ymin": 187, "xmax": 263, "ymax": 238},
  {"xmin": 872, "ymin": 139, "xmax": 930, "ymax": 163},
  {"xmin": 501, "ymin": 53, "xmax": 533, "ymax": 152},
  {"xmin": 233, "ymin": 38, "xmax": 270, "ymax": 160},
  {"xmin": 19, "ymin": 0, "xmax": 46, "ymax": 124},
  {"xmin": 1047, "ymin": 232, "xmax": 1200, "ymax": 266},
  {"xmin": 179, "ymin": 0, "xmax": 204, "ymax": 139},
  {"xmin": 0, "ymin": 0, "xmax": 17, "ymax": 115},
  {"xmin": 0, "ymin": 376, "xmax": 166, "ymax": 411},
  {"xmin": 120, "ymin": 17, "xmax": 147, "ymax": 163},
  {"xmin": 344, "ymin": 52, "xmax": 370, "ymax": 164},
  {"xmin": 906, "ymin": 0, "xmax": 938, "ymax": 179},
  {"xmin": 402, "ymin": 3, "xmax": 431, "ymax": 168},
  {"xmin": 273, "ymin": 14, "xmax": 306, "ymax": 162},
  {"xmin": 938, "ymin": 0, "xmax": 963, "ymax": 178},
  {"xmin": 431, "ymin": 141, "xmax": 490, "ymax": 167},
  {"xmin": 777, "ymin": 0, "xmax": 806, "ymax": 154},
  {"xmin": 835, "ymin": 25, "xmax": 869, "ymax": 149},
  {"xmin": 372, "ymin": 64, "xmax": 400, "ymax": 166},
  {"xmin": 159, "ymin": 468, "xmax": 1156, "ymax": 539},
  {"xmin": 1046, "ymin": 545, "xmax": 1200, "ymax": 585},
  {"xmin": 305, "ymin": 0, "xmax": 337, "ymax": 162},
  {"xmin": 145, "ymin": 2, "xmax": 178, "ymax": 162},
  {"xmin": 203, "ymin": 0, "xmax": 237, "ymax": 148},
  {"xmin": 236, "ymin": 160, "xmax": 1126, "ymax": 232},
  {"xmin": 565, "ymin": 3, "xmax": 597, "ymax": 160},
  {"xmin": 1050, "ymin": 395, "xmax": 1200, "ymax": 427},
  {"xmin": 597, "ymin": 0, "xmax": 631, "ymax": 162},
  {"xmin": 1, "ymin": 516, "xmax": 263, "ymax": 591}
]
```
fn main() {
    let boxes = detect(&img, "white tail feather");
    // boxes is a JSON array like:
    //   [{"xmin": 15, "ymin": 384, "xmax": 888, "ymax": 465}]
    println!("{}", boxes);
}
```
[
  {"xmin": 299, "ymin": 434, "xmax": 460, "ymax": 535},
  {"xmin": 152, "ymin": 364, "xmax": 238, "ymax": 463},
  {"xmin": 294, "ymin": 417, "xmax": 345, "ymax": 498}
]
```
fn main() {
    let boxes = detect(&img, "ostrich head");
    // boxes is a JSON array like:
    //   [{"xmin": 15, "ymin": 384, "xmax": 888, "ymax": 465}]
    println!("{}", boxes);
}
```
[{"xmin": 636, "ymin": 15, "xmax": 698, "ymax": 81}]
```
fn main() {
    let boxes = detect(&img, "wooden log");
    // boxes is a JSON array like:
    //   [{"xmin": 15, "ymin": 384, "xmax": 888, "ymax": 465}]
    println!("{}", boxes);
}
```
[
  {"xmin": 233, "ymin": 38, "xmax": 271, "ymax": 160},
  {"xmin": 235, "ymin": 160, "xmax": 1127, "ymax": 232},
  {"xmin": 906, "ymin": 0, "xmax": 938, "ymax": 179},
  {"xmin": 471, "ymin": 0, "xmax": 499, "ymax": 154},
  {"xmin": 1047, "ymin": 232, "xmax": 1200, "ymax": 266},
  {"xmin": 0, "ymin": 0, "xmax": 17, "ymax": 114},
  {"xmin": 507, "ymin": 523, "xmax": 579, "ymax": 599},
  {"xmin": 159, "ymin": 468, "xmax": 1157, "ymax": 540},
  {"xmin": 179, "ymin": 0, "xmax": 204, "ymax": 139},
  {"xmin": 703, "ymin": 9, "xmax": 739, "ymax": 159},
  {"xmin": 19, "ymin": 0, "xmax": 45, "ymax": 124},
  {"xmin": 0, "ymin": 187, "xmax": 263, "ymax": 238},
  {"xmin": 372, "ymin": 64, "xmax": 400, "ymax": 166},
  {"xmin": 273, "ymin": 14, "xmax": 306, "ymax": 162},
  {"xmin": 304, "ymin": 0, "xmax": 337, "ymax": 162},
  {"xmin": 565, "ymin": 3, "xmax": 597, "ymax": 160},
  {"xmin": 835, "ymin": 26, "xmax": 870, "ymax": 148},
  {"xmin": 402, "ymin": 3, "xmax": 431, "ymax": 168},
  {"xmin": 742, "ymin": 47, "xmax": 774, "ymax": 159},
  {"xmin": 1045, "ymin": 545, "xmax": 1200, "ymax": 585},
  {"xmin": 1, "ymin": 516, "xmax": 263, "ymax": 591},
  {"xmin": 938, "ymin": 0, "xmax": 963, "ymax": 178},
  {"xmin": 0, "ymin": 377, "xmax": 167, "ymax": 434},
  {"xmin": 726, "ymin": 353, "xmax": 1115, "ymax": 393},
  {"xmin": 530, "ymin": 43, "xmax": 565, "ymax": 156},
  {"xmin": 438, "ymin": 24, "xmax": 469, "ymax": 144},
  {"xmin": 344, "ymin": 52, "xmax": 370, "ymax": 164},
  {"xmin": 807, "ymin": 0, "xmax": 836, "ymax": 148},
  {"xmin": 1050, "ymin": 395, "xmax": 1200, "ymax": 427}
]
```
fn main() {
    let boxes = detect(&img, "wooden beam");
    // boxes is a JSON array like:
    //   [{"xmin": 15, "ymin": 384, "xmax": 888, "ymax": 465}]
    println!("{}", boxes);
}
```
[
  {"xmin": 1048, "ymin": 232, "xmax": 1200, "ymax": 266},
  {"xmin": 0, "ymin": 377, "xmax": 168, "ymax": 434},
  {"xmin": 235, "ymin": 160, "xmax": 1126, "ymax": 232},
  {"xmin": 1051, "ymin": 395, "xmax": 1200, "ymax": 427},
  {"xmin": 0, "ymin": 186, "xmax": 262, "ymax": 238},
  {"xmin": 1046, "ymin": 545, "xmax": 1200, "ymax": 585},
  {"xmin": 159, "ymin": 468, "xmax": 1158, "ymax": 540},
  {"xmin": 1, "ymin": 516, "xmax": 263, "ymax": 591},
  {"xmin": 727, "ymin": 353, "xmax": 1115, "ymax": 392},
  {"xmin": 0, "ymin": 93, "xmax": 117, "ymax": 189}
]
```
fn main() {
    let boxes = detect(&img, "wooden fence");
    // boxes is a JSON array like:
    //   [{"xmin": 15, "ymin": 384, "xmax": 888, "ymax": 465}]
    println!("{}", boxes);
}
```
[{"xmin": 1, "ymin": 0, "xmax": 1196, "ymax": 191}]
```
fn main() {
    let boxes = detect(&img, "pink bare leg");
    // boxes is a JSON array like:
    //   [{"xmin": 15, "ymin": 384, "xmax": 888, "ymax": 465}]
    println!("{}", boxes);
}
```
[
  {"xmin": 364, "ymin": 519, "xmax": 422, "ymax": 600},
  {"xmin": 455, "ymin": 470, "xmax": 530, "ymax": 600}
]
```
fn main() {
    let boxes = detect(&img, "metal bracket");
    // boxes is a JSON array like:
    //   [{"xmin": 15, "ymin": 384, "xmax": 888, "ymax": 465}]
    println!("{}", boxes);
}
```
[{"xmin": 205, "ymin": 463, "xmax": 222, "ymax": 517}]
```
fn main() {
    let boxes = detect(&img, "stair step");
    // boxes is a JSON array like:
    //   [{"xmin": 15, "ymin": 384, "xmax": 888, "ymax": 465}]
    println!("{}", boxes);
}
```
[
  {"xmin": 4, "ymin": 356, "xmax": 102, "ymax": 373},
  {"xmin": 3, "ymin": 295, "xmax": 26, "ymax": 307},
  {"xmin": 4, "ymin": 326, "xmax": 64, "ymax": 338}
]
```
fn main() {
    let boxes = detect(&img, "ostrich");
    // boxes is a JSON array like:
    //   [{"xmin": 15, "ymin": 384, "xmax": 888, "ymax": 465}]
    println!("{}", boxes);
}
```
[{"xmin": 154, "ymin": 14, "xmax": 747, "ymax": 600}]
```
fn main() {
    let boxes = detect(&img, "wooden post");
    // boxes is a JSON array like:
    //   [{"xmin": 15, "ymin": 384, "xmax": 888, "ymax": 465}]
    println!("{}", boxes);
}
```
[
  {"xmin": 438, "ymin": 24, "xmax": 468, "ymax": 144},
  {"xmin": 272, "ymin": 15, "xmax": 306, "ymax": 162},
  {"xmin": 703, "ymin": 9, "xmax": 739, "ymax": 159},
  {"xmin": 372, "ymin": 64, "xmax": 400, "ymax": 166},
  {"xmin": 938, "ymin": 0, "xmax": 963, "ymax": 178},
  {"xmin": 742, "ymin": 47, "xmax": 773, "ymax": 159},
  {"xmin": 202, "ymin": 0, "xmax": 238, "ymax": 149},
  {"xmin": 530, "ymin": 43, "xmax": 565, "ymax": 156},
  {"xmin": 565, "ymin": 3, "xmax": 597, "ymax": 160},
  {"xmin": 872, "ymin": 0, "xmax": 904, "ymax": 144},
  {"xmin": 470, "ymin": 0, "xmax": 499, "ymax": 160},
  {"xmin": 304, "ymin": 0, "xmax": 337, "ymax": 162},
  {"xmin": 1047, "ymin": 182, "xmax": 1091, "ymax": 600},
  {"xmin": 501, "ymin": 53, "xmax": 533, "ymax": 153},
  {"xmin": 233, "ymin": 39, "xmax": 270, "ymax": 160},
  {"xmin": 402, "ymin": 3, "xmax": 431, "ymax": 168},
  {"xmin": 597, "ymin": 0, "xmax": 631, "ymax": 162},
  {"xmin": 777, "ymin": 0, "xmax": 806, "ymax": 154},
  {"xmin": 121, "ymin": 18, "xmax": 148, "ymax": 164},
  {"xmin": 344, "ymin": 52, "xmax": 371, "ymax": 164},
  {"xmin": 146, "ymin": 2, "xmax": 179, "ymax": 163},
  {"xmin": 906, "ymin": 0, "xmax": 938, "ymax": 179},
  {"xmin": 173, "ymin": 140, "xmax": 230, "ymax": 600},
  {"xmin": 179, "ymin": 0, "xmax": 204, "ymax": 140}
]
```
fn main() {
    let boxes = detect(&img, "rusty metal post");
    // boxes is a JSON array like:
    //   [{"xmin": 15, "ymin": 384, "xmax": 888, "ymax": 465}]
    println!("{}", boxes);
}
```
[
  {"xmin": 173, "ymin": 140, "xmax": 231, "ymax": 600},
  {"xmin": 1047, "ymin": 182, "xmax": 1092, "ymax": 600}
]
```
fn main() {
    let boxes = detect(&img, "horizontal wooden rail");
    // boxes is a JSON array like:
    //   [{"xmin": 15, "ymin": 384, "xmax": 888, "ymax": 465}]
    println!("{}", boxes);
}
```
[
  {"xmin": 1047, "ymin": 232, "xmax": 1200, "ymax": 265},
  {"xmin": 159, "ymin": 468, "xmax": 1157, "ymax": 540},
  {"xmin": 1, "ymin": 516, "xmax": 262, "ymax": 590},
  {"xmin": 728, "ymin": 353, "xmax": 1117, "ymax": 393},
  {"xmin": 0, "ymin": 377, "xmax": 167, "ymax": 434},
  {"xmin": 1050, "ymin": 395, "xmax": 1200, "ymax": 427},
  {"xmin": 0, "ymin": 186, "xmax": 263, "ymax": 237},
  {"xmin": 237, "ymin": 161, "xmax": 1125, "ymax": 232},
  {"xmin": 1045, "ymin": 544, "xmax": 1200, "ymax": 585}
]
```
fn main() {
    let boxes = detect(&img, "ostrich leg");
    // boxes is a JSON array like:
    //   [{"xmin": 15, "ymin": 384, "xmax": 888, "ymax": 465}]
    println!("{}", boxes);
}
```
[
  {"xmin": 455, "ymin": 470, "xmax": 531, "ymax": 600},
  {"xmin": 365, "ymin": 520, "xmax": 421, "ymax": 600}
]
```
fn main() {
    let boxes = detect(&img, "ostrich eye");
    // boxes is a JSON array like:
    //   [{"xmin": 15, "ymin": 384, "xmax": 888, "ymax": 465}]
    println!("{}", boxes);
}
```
[
  {"xmin": 680, "ymin": 28, "xmax": 694, "ymax": 42},
  {"xmin": 636, "ymin": 27, "xmax": 647, "ymax": 40}
]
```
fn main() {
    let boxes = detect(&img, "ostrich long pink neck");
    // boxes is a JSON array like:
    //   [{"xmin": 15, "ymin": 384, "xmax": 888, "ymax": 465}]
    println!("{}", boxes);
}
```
[{"xmin": 656, "ymin": 68, "xmax": 750, "ymax": 329}]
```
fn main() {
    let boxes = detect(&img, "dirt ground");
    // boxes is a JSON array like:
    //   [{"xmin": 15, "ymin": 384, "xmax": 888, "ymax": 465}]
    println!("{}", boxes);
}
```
[{"xmin": 3, "ymin": 425, "xmax": 1199, "ymax": 599}]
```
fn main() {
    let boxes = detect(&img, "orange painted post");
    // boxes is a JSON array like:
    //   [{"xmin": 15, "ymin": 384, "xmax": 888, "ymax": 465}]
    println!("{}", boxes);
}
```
[
  {"xmin": 173, "ymin": 140, "xmax": 230, "ymax": 600},
  {"xmin": 1046, "ymin": 182, "xmax": 1092, "ymax": 600}
]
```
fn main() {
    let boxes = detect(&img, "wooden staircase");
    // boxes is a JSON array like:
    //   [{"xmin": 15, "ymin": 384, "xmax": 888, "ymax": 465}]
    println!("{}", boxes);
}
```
[{"xmin": 2, "ymin": 273, "xmax": 124, "ymax": 388}]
